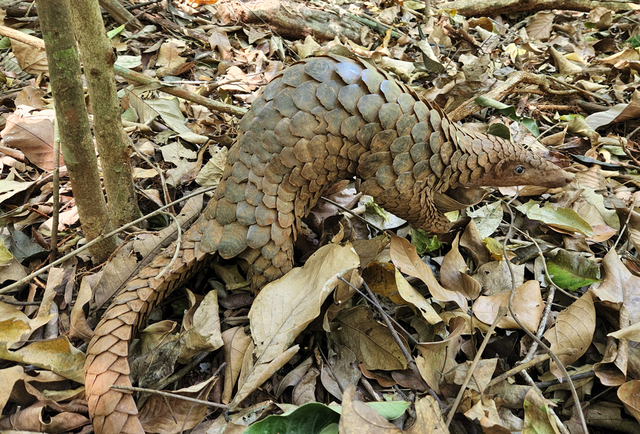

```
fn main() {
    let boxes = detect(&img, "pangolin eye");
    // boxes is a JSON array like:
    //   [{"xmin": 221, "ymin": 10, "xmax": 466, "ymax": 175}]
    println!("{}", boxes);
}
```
[{"xmin": 514, "ymin": 166, "xmax": 525, "ymax": 175}]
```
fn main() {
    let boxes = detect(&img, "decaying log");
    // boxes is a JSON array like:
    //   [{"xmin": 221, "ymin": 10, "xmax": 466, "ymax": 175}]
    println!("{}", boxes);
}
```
[
  {"xmin": 438, "ymin": 0, "xmax": 637, "ymax": 17},
  {"xmin": 216, "ymin": 0, "xmax": 364, "ymax": 43}
]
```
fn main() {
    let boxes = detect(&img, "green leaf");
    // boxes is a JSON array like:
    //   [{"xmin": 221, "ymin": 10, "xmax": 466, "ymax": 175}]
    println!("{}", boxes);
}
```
[
  {"xmin": 365, "ymin": 198, "xmax": 390, "ymax": 223},
  {"xmin": 244, "ymin": 402, "xmax": 340, "ymax": 434},
  {"xmin": 475, "ymin": 96, "xmax": 540, "ymax": 136},
  {"xmin": 328, "ymin": 400, "xmax": 410, "ymax": 420},
  {"xmin": 516, "ymin": 201, "xmax": 593, "ymax": 237},
  {"xmin": 628, "ymin": 35, "xmax": 640, "ymax": 48},
  {"xmin": 0, "ymin": 37, "xmax": 11, "ymax": 50},
  {"xmin": 486, "ymin": 123, "xmax": 511, "ymax": 140},
  {"xmin": 106, "ymin": 24, "xmax": 126, "ymax": 39},
  {"xmin": 546, "ymin": 249, "xmax": 601, "ymax": 291},
  {"xmin": 412, "ymin": 229, "xmax": 442, "ymax": 255},
  {"xmin": 367, "ymin": 401, "xmax": 411, "ymax": 420},
  {"xmin": 0, "ymin": 238, "xmax": 13, "ymax": 265}
]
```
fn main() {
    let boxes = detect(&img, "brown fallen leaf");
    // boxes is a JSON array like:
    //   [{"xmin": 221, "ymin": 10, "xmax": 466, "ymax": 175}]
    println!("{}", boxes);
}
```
[
  {"xmin": 543, "ymin": 291, "xmax": 595, "ymax": 381},
  {"xmin": 389, "ymin": 233, "xmax": 468, "ymax": 311},
  {"xmin": 229, "ymin": 243, "xmax": 359, "ymax": 410},
  {"xmin": 618, "ymin": 380, "xmax": 640, "ymax": 425},
  {"xmin": 464, "ymin": 398, "xmax": 515, "ymax": 434},
  {"xmin": 440, "ymin": 234, "xmax": 481, "ymax": 300},
  {"xmin": 221, "ymin": 326, "xmax": 252, "ymax": 404},
  {"xmin": 0, "ymin": 401, "xmax": 89, "ymax": 432},
  {"xmin": 330, "ymin": 305, "xmax": 408, "ymax": 371},
  {"xmin": 592, "ymin": 249, "xmax": 640, "ymax": 324},
  {"xmin": 138, "ymin": 376, "xmax": 218, "ymax": 434},
  {"xmin": 2, "ymin": 110, "xmax": 57, "ymax": 171},
  {"xmin": 415, "ymin": 316, "xmax": 466, "ymax": 394},
  {"xmin": 473, "ymin": 280, "xmax": 544, "ymax": 332},
  {"xmin": 179, "ymin": 288, "xmax": 223, "ymax": 363},
  {"xmin": 522, "ymin": 388, "xmax": 560, "ymax": 433},
  {"xmin": 338, "ymin": 384, "xmax": 402, "ymax": 434}
]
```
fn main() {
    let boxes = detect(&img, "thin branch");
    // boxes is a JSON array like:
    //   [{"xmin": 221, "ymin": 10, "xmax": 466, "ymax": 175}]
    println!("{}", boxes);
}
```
[
  {"xmin": 110, "ymin": 385, "xmax": 228, "ymax": 410},
  {"xmin": 1, "ymin": 186, "xmax": 217, "ymax": 294}
]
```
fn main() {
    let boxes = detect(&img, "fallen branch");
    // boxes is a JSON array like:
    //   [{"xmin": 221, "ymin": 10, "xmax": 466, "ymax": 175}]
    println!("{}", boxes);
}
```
[{"xmin": 438, "ymin": 0, "xmax": 637, "ymax": 17}]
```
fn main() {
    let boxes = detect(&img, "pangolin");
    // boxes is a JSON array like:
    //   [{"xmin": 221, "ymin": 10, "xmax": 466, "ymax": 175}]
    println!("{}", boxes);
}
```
[{"xmin": 84, "ymin": 55, "xmax": 572, "ymax": 433}]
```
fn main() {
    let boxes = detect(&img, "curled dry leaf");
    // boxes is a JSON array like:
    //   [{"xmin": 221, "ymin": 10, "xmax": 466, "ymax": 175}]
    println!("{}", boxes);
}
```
[
  {"xmin": 180, "ymin": 288, "xmax": 223, "ymax": 362},
  {"xmin": 319, "ymin": 344, "xmax": 360, "ymax": 401},
  {"xmin": 465, "ymin": 398, "xmax": 520, "ymax": 433},
  {"xmin": 473, "ymin": 280, "xmax": 544, "ymax": 332},
  {"xmin": 543, "ymin": 291, "xmax": 596, "ymax": 380},
  {"xmin": 389, "ymin": 233, "xmax": 468, "ymax": 311},
  {"xmin": 592, "ymin": 249, "xmax": 640, "ymax": 324},
  {"xmin": 593, "ymin": 336, "xmax": 627, "ymax": 387},
  {"xmin": 618, "ymin": 381, "xmax": 640, "ymax": 425},
  {"xmin": 394, "ymin": 268, "xmax": 442, "ymax": 325},
  {"xmin": 440, "ymin": 234, "xmax": 481, "ymax": 300},
  {"xmin": 405, "ymin": 395, "xmax": 448, "ymax": 434},
  {"xmin": 415, "ymin": 316, "xmax": 466, "ymax": 394},
  {"xmin": 0, "ymin": 401, "xmax": 89, "ymax": 432},
  {"xmin": 276, "ymin": 355, "xmax": 313, "ymax": 398},
  {"xmin": 221, "ymin": 326, "xmax": 252, "ymax": 404}
]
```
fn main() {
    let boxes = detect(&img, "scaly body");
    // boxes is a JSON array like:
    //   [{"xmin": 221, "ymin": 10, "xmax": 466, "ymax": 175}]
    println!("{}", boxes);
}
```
[{"xmin": 84, "ymin": 55, "xmax": 572, "ymax": 433}]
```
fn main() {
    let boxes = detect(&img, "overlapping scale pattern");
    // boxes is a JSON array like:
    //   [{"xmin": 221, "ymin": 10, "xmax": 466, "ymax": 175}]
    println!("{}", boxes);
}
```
[{"xmin": 85, "ymin": 55, "xmax": 572, "ymax": 434}]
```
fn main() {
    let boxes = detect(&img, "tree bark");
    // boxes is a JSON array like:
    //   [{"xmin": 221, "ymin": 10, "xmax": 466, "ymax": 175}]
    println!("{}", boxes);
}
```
[
  {"xmin": 35, "ymin": 0, "xmax": 117, "ymax": 262},
  {"xmin": 71, "ymin": 0, "xmax": 142, "ymax": 227}
]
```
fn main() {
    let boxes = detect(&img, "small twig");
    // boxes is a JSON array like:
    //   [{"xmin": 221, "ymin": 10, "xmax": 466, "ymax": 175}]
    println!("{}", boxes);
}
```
[
  {"xmin": 124, "ymin": 0, "xmax": 161, "ymax": 10},
  {"xmin": 127, "ymin": 134, "xmax": 173, "ymax": 214},
  {"xmin": 110, "ymin": 385, "xmax": 228, "ymax": 410},
  {"xmin": 613, "ymin": 197, "xmax": 635, "ymax": 251},
  {"xmin": 518, "ymin": 234, "xmax": 559, "ymax": 363},
  {"xmin": 622, "ymin": 139, "xmax": 640, "ymax": 167},
  {"xmin": 446, "ymin": 306, "xmax": 507, "ymax": 427},
  {"xmin": 0, "ymin": 297, "xmax": 42, "ymax": 306},
  {"xmin": 626, "ymin": 124, "xmax": 640, "ymax": 140},
  {"xmin": 1, "ymin": 186, "xmax": 217, "ymax": 294},
  {"xmin": 547, "ymin": 76, "xmax": 611, "ymax": 105},
  {"xmin": 535, "ymin": 371, "xmax": 595, "ymax": 389},
  {"xmin": 360, "ymin": 376, "xmax": 382, "ymax": 402},
  {"xmin": 138, "ymin": 355, "xmax": 221, "ymax": 409},
  {"xmin": 337, "ymin": 276, "xmax": 419, "ymax": 346},
  {"xmin": 319, "ymin": 196, "xmax": 384, "ymax": 233},
  {"xmin": 488, "ymin": 348, "xmax": 575, "ymax": 388}
]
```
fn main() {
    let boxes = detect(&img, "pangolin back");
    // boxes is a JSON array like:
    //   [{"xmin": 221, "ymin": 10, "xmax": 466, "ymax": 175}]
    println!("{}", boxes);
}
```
[{"xmin": 84, "ymin": 54, "xmax": 572, "ymax": 434}]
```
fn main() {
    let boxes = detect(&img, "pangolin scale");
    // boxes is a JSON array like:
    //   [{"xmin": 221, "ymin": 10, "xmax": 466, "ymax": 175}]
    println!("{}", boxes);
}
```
[{"xmin": 84, "ymin": 55, "xmax": 572, "ymax": 433}]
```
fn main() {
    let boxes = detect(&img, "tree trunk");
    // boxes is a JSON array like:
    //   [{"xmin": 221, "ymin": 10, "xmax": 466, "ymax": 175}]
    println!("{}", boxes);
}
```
[
  {"xmin": 35, "ymin": 0, "xmax": 117, "ymax": 262},
  {"xmin": 71, "ymin": 0, "xmax": 142, "ymax": 227}
]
